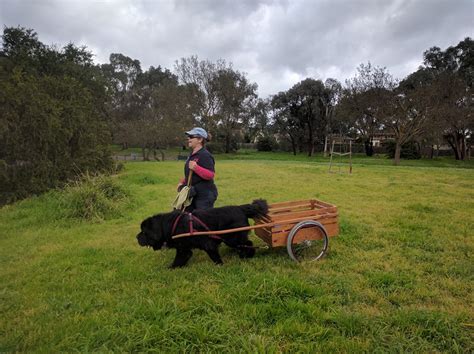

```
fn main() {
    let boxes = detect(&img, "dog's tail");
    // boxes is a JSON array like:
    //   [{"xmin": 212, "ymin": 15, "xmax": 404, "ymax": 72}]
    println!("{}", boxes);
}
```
[{"xmin": 240, "ymin": 199, "xmax": 269, "ymax": 219}]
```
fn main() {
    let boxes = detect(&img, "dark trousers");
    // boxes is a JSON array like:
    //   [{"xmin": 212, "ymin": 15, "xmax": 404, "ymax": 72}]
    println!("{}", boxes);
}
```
[{"xmin": 186, "ymin": 189, "xmax": 217, "ymax": 212}]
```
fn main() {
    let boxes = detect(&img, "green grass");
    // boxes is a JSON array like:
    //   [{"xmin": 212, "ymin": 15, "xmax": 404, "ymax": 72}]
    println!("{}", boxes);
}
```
[
  {"xmin": 1, "ymin": 158, "xmax": 473, "ymax": 352},
  {"xmin": 216, "ymin": 150, "xmax": 474, "ymax": 169}
]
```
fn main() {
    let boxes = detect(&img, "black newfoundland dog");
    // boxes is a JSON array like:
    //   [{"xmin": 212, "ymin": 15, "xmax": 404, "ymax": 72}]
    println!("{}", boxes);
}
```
[{"xmin": 137, "ymin": 199, "xmax": 268, "ymax": 268}]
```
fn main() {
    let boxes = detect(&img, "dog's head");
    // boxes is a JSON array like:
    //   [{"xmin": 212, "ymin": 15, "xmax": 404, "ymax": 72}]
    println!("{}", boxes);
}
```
[{"xmin": 136, "ymin": 215, "xmax": 168, "ymax": 250}]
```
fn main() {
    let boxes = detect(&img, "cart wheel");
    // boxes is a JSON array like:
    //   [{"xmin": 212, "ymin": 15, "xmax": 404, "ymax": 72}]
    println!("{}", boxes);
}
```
[{"xmin": 287, "ymin": 220, "xmax": 329, "ymax": 262}]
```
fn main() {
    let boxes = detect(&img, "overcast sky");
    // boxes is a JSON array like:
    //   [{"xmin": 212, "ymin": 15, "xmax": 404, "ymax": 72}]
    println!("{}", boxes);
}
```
[{"xmin": 1, "ymin": 0, "xmax": 473, "ymax": 98}]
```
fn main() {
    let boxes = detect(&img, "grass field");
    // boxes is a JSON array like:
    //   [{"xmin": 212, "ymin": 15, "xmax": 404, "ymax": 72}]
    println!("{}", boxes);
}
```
[{"xmin": 1, "ymin": 157, "xmax": 473, "ymax": 352}]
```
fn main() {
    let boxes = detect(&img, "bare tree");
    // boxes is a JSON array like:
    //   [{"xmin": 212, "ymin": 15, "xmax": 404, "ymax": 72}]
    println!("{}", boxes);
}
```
[
  {"xmin": 430, "ymin": 74, "xmax": 473, "ymax": 160},
  {"xmin": 174, "ymin": 56, "xmax": 229, "ymax": 130},
  {"xmin": 382, "ymin": 88, "xmax": 429, "ymax": 165}
]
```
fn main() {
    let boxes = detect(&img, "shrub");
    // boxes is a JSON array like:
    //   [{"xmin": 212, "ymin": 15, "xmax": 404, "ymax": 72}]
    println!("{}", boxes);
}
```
[
  {"xmin": 257, "ymin": 136, "xmax": 278, "ymax": 152},
  {"xmin": 59, "ymin": 174, "xmax": 129, "ymax": 221}
]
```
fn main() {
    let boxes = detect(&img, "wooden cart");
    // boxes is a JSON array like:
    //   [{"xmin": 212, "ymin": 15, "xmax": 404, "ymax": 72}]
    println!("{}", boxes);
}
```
[
  {"xmin": 254, "ymin": 199, "xmax": 339, "ymax": 261},
  {"xmin": 172, "ymin": 199, "xmax": 339, "ymax": 262}
]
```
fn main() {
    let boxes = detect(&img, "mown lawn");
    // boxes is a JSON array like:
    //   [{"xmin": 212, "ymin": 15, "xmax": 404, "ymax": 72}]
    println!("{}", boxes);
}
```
[{"xmin": 1, "ymin": 158, "xmax": 473, "ymax": 352}]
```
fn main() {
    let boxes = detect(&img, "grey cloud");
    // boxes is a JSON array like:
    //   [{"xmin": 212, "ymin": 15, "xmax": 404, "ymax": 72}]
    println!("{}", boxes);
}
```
[{"xmin": 1, "ymin": 0, "xmax": 472, "ymax": 97}]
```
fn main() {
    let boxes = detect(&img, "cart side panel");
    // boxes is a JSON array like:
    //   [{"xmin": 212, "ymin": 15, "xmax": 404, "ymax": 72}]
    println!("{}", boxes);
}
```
[
  {"xmin": 254, "ymin": 226, "xmax": 272, "ymax": 245},
  {"xmin": 270, "ymin": 221, "xmax": 339, "ymax": 247}
]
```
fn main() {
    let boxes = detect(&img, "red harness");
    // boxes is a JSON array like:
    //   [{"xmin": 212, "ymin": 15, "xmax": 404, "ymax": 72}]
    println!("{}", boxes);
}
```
[{"xmin": 171, "ymin": 212, "xmax": 221, "ymax": 240}]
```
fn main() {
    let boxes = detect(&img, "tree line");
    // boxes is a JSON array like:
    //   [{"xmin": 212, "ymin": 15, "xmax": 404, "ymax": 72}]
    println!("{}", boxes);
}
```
[{"xmin": 1, "ymin": 26, "xmax": 472, "ymax": 203}]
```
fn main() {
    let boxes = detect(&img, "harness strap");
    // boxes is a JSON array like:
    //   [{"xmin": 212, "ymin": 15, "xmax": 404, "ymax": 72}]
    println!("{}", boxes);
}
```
[
  {"xmin": 192, "ymin": 214, "xmax": 221, "ymax": 240},
  {"xmin": 188, "ymin": 213, "xmax": 194, "ymax": 235},
  {"xmin": 171, "ymin": 213, "xmax": 183, "ymax": 236},
  {"xmin": 171, "ymin": 212, "xmax": 220, "ymax": 240}
]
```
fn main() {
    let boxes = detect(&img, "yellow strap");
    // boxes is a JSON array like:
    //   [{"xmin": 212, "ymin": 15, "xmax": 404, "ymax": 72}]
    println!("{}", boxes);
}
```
[{"xmin": 187, "ymin": 169, "xmax": 193, "ymax": 186}]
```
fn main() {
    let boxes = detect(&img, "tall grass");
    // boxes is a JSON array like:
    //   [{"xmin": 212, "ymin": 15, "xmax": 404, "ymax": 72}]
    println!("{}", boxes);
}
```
[
  {"xmin": 0, "ymin": 159, "xmax": 473, "ymax": 352},
  {"xmin": 58, "ymin": 173, "xmax": 130, "ymax": 221}
]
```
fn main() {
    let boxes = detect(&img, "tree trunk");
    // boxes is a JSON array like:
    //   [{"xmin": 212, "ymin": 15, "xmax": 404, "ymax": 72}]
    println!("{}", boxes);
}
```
[
  {"xmin": 290, "ymin": 136, "xmax": 297, "ymax": 156},
  {"xmin": 308, "ymin": 140, "xmax": 315, "ymax": 157},
  {"xmin": 459, "ymin": 134, "xmax": 466, "ymax": 160},
  {"xmin": 307, "ymin": 130, "xmax": 314, "ymax": 157},
  {"xmin": 446, "ymin": 134, "xmax": 463, "ymax": 160},
  {"xmin": 364, "ymin": 139, "xmax": 374, "ymax": 156},
  {"xmin": 155, "ymin": 149, "xmax": 165, "ymax": 161},
  {"xmin": 393, "ymin": 142, "xmax": 401, "ymax": 165},
  {"xmin": 225, "ymin": 134, "xmax": 231, "ymax": 154},
  {"xmin": 152, "ymin": 148, "xmax": 159, "ymax": 161}
]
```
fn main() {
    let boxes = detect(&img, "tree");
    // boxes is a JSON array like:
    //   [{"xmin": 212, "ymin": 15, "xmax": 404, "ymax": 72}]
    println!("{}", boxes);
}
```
[
  {"xmin": 212, "ymin": 68, "xmax": 258, "ymax": 153},
  {"xmin": 0, "ymin": 26, "xmax": 113, "ymax": 204},
  {"xmin": 103, "ymin": 58, "xmax": 202, "ymax": 159},
  {"xmin": 244, "ymin": 98, "xmax": 271, "ymax": 144},
  {"xmin": 174, "ymin": 55, "xmax": 229, "ymax": 130},
  {"xmin": 401, "ymin": 68, "xmax": 443, "ymax": 158},
  {"xmin": 175, "ymin": 56, "xmax": 258, "ymax": 152},
  {"xmin": 271, "ymin": 91, "xmax": 303, "ymax": 155},
  {"xmin": 322, "ymin": 78, "xmax": 342, "ymax": 156},
  {"xmin": 420, "ymin": 38, "xmax": 474, "ymax": 160},
  {"xmin": 287, "ymin": 79, "xmax": 329, "ymax": 156},
  {"xmin": 338, "ymin": 63, "xmax": 396, "ymax": 156},
  {"xmin": 428, "ymin": 73, "xmax": 473, "ymax": 160},
  {"xmin": 382, "ymin": 87, "xmax": 429, "ymax": 165}
]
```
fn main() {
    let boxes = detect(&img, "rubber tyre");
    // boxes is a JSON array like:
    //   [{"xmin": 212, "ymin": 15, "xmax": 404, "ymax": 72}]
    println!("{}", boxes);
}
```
[{"xmin": 287, "ymin": 220, "xmax": 329, "ymax": 262}]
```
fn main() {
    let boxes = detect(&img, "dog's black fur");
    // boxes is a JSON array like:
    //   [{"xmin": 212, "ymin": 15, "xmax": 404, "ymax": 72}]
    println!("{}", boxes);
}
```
[{"xmin": 137, "ymin": 199, "xmax": 268, "ymax": 268}]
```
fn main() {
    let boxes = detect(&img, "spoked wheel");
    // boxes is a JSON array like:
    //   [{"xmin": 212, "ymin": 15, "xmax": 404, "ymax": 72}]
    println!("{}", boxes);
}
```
[{"xmin": 287, "ymin": 220, "xmax": 329, "ymax": 262}]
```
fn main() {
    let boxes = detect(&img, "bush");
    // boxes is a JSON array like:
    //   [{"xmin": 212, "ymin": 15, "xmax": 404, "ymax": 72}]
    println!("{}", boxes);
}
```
[
  {"xmin": 257, "ymin": 136, "xmax": 278, "ymax": 152},
  {"xmin": 383, "ymin": 140, "xmax": 421, "ymax": 160},
  {"xmin": 59, "ymin": 174, "xmax": 129, "ymax": 221},
  {"xmin": 206, "ymin": 142, "xmax": 225, "ymax": 154},
  {"xmin": 0, "ymin": 27, "xmax": 114, "ymax": 206}
]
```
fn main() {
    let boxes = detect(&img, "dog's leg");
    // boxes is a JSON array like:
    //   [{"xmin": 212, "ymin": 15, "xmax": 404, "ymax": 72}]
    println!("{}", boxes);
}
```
[
  {"xmin": 170, "ymin": 248, "xmax": 193, "ymax": 268},
  {"xmin": 238, "ymin": 240, "xmax": 256, "ymax": 259},
  {"xmin": 202, "ymin": 241, "xmax": 223, "ymax": 265},
  {"xmin": 204, "ymin": 248, "xmax": 224, "ymax": 265},
  {"xmin": 225, "ymin": 232, "xmax": 256, "ymax": 259}
]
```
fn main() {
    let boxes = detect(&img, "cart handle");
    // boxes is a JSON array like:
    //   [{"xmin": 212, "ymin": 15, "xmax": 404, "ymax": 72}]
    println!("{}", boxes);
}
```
[{"xmin": 171, "ymin": 213, "xmax": 337, "ymax": 239}]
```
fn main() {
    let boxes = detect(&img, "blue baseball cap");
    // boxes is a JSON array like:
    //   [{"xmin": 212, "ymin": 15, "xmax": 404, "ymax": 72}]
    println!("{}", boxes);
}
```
[{"xmin": 185, "ymin": 127, "xmax": 208, "ymax": 139}]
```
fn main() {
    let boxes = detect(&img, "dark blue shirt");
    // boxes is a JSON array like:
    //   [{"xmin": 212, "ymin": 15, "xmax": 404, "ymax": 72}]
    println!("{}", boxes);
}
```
[{"xmin": 184, "ymin": 148, "xmax": 217, "ymax": 195}]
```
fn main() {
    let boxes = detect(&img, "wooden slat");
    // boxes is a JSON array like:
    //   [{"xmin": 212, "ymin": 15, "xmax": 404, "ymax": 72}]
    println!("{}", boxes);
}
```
[
  {"xmin": 269, "ymin": 199, "xmax": 337, "ymax": 214},
  {"xmin": 254, "ymin": 228, "xmax": 272, "ymax": 245},
  {"xmin": 271, "ymin": 215, "xmax": 338, "ymax": 233},
  {"xmin": 270, "ymin": 218, "xmax": 338, "ymax": 239},
  {"xmin": 268, "ymin": 199, "xmax": 313, "ymax": 209},
  {"xmin": 271, "ymin": 223, "xmax": 339, "ymax": 247},
  {"xmin": 270, "ymin": 204, "xmax": 313, "ymax": 214},
  {"xmin": 255, "ymin": 215, "xmax": 272, "ymax": 223},
  {"xmin": 312, "ymin": 200, "xmax": 336, "ymax": 208},
  {"xmin": 270, "ymin": 208, "xmax": 337, "ymax": 221}
]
